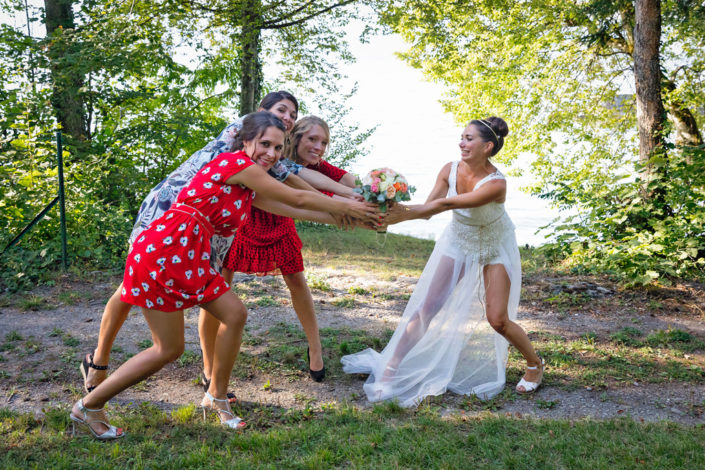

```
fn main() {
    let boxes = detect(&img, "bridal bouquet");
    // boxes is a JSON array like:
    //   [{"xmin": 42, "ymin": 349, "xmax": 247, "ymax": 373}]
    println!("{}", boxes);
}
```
[
  {"xmin": 355, "ymin": 168, "xmax": 416, "ymax": 213},
  {"xmin": 355, "ymin": 168, "xmax": 415, "ymax": 238}
]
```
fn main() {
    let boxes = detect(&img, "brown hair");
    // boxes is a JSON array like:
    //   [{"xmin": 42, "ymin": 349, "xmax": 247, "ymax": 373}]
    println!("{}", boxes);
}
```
[
  {"xmin": 232, "ymin": 111, "xmax": 286, "ymax": 150},
  {"xmin": 469, "ymin": 117, "xmax": 509, "ymax": 156}
]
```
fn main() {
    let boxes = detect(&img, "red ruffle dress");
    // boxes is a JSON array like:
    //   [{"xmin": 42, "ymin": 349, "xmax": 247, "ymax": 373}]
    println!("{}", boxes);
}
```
[
  {"xmin": 121, "ymin": 151, "xmax": 254, "ymax": 312},
  {"xmin": 225, "ymin": 159, "xmax": 348, "ymax": 276}
]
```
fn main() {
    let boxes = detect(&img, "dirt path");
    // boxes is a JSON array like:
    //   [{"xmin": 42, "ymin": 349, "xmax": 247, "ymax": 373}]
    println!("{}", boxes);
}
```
[{"xmin": 1, "ymin": 268, "xmax": 703, "ymax": 425}]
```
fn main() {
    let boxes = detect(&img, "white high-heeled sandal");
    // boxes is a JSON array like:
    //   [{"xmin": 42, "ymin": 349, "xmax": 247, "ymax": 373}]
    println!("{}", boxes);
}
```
[
  {"xmin": 202, "ymin": 391, "xmax": 246, "ymax": 429},
  {"xmin": 516, "ymin": 358, "xmax": 545, "ymax": 394},
  {"xmin": 69, "ymin": 399, "xmax": 124, "ymax": 440}
]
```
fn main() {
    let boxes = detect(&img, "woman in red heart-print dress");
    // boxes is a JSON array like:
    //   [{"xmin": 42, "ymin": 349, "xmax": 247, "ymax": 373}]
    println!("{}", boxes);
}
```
[
  {"xmin": 121, "ymin": 155, "xmax": 254, "ymax": 311},
  {"xmin": 69, "ymin": 112, "xmax": 379, "ymax": 440}
]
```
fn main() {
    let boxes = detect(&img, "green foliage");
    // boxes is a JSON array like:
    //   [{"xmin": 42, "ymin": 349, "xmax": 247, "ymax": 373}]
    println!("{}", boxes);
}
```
[
  {"xmin": 305, "ymin": 273, "xmax": 332, "ymax": 292},
  {"xmin": 377, "ymin": 0, "xmax": 705, "ymax": 285},
  {"xmin": 255, "ymin": 295, "xmax": 279, "ymax": 307},
  {"xmin": 541, "ymin": 147, "xmax": 705, "ymax": 284},
  {"xmin": 176, "ymin": 349, "xmax": 200, "ymax": 367},
  {"xmin": 331, "ymin": 296, "xmax": 356, "ymax": 308},
  {"xmin": 0, "ymin": 0, "xmax": 376, "ymax": 293}
]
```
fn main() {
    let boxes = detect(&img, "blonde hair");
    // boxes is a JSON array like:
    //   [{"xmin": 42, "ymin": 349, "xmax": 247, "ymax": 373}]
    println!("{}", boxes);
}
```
[{"xmin": 284, "ymin": 115, "xmax": 330, "ymax": 164}]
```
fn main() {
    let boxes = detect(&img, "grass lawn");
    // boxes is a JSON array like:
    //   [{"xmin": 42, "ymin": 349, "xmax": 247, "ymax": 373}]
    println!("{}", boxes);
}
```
[
  {"xmin": 1, "ymin": 226, "xmax": 704, "ymax": 469},
  {"xmin": 2, "ymin": 404, "xmax": 704, "ymax": 469}
]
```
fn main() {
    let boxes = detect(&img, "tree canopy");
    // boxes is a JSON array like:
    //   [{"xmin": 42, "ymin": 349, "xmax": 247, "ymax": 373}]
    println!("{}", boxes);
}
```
[
  {"xmin": 0, "ymin": 0, "xmax": 374, "ymax": 290},
  {"xmin": 376, "ymin": 0, "xmax": 705, "ymax": 284}
]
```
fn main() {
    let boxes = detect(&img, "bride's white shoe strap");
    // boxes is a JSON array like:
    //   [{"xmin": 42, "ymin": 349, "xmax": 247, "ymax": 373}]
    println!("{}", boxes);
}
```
[{"xmin": 516, "ymin": 377, "xmax": 540, "ymax": 392}]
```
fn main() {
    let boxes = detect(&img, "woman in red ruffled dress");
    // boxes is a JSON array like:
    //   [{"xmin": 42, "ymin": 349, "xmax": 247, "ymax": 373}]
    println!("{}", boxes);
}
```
[
  {"xmin": 223, "ymin": 116, "xmax": 356, "ymax": 382},
  {"xmin": 69, "ymin": 112, "xmax": 378, "ymax": 440}
]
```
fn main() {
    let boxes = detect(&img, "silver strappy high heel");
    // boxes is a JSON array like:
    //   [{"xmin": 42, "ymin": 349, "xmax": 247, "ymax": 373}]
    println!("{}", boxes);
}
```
[
  {"xmin": 201, "ymin": 391, "xmax": 246, "ymax": 429},
  {"xmin": 69, "ymin": 399, "xmax": 124, "ymax": 440}
]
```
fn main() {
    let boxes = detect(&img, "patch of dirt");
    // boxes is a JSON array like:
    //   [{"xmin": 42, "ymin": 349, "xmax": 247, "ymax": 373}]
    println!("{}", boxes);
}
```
[{"xmin": 0, "ymin": 269, "xmax": 703, "ymax": 425}]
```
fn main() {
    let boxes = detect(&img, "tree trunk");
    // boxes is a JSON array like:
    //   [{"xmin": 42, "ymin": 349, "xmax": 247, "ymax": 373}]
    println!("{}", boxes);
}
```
[
  {"xmin": 663, "ymin": 75, "xmax": 703, "ymax": 147},
  {"xmin": 633, "ymin": 0, "xmax": 665, "ymax": 169},
  {"xmin": 44, "ymin": 0, "xmax": 88, "ymax": 143},
  {"xmin": 238, "ymin": 0, "xmax": 263, "ymax": 115}
]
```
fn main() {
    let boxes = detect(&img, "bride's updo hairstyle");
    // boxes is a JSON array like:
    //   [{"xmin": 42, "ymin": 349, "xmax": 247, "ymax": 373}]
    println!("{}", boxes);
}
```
[
  {"xmin": 469, "ymin": 116, "xmax": 509, "ymax": 156},
  {"xmin": 232, "ymin": 111, "xmax": 286, "ymax": 151}
]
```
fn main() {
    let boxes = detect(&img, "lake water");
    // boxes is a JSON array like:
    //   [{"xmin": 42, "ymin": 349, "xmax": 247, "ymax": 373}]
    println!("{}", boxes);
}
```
[
  {"xmin": 349, "ymin": 154, "xmax": 558, "ymax": 247},
  {"xmin": 334, "ymin": 33, "xmax": 559, "ymax": 246}
]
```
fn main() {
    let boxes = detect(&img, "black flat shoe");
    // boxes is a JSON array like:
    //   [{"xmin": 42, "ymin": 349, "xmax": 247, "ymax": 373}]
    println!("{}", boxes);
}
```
[
  {"xmin": 80, "ymin": 353, "xmax": 108, "ymax": 393},
  {"xmin": 307, "ymin": 347, "xmax": 325, "ymax": 382}
]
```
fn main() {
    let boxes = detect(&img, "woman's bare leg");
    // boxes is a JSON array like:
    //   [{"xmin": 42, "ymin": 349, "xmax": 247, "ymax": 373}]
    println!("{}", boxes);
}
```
[
  {"xmin": 483, "ymin": 264, "xmax": 541, "ymax": 388},
  {"xmin": 84, "ymin": 282, "xmax": 133, "ymax": 389},
  {"xmin": 198, "ymin": 291, "xmax": 248, "ymax": 421},
  {"xmin": 199, "ymin": 268, "xmax": 235, "ymax": 381},
  {"xmin": 385, "ymin": 256, "xmax": 460, "ymax": 373},
  {"xmin": 75, "ymin": 307, "xmax": 185, "ymax": 435},
  {"xmin": 283, "ymin": 271, "xmax": 323, "ymax": 371}
]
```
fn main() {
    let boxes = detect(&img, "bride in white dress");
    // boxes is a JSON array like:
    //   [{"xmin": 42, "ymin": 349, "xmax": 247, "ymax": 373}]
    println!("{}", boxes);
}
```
[{"xmin": 341, "ymin": 117, "xmax": 543, "ymax": 407}]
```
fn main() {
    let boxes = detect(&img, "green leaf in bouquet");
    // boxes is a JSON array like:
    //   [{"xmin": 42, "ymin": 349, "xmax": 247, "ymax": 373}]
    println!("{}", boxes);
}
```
[{"xmin": 376, "ymin": 193, "xmax": 386, "ymax": 203}]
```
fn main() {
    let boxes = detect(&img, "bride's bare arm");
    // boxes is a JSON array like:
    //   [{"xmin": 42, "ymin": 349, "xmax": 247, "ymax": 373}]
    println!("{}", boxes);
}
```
[{"xmin": 386, "ymin": 179, "xmax": 506, "ymax": 225}]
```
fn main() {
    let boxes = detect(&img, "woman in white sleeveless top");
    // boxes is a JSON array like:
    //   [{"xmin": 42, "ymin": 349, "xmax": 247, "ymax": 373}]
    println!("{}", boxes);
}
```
[{"xmin": 341, "ymin": 117, "xmax": 543, "ymax": 407}]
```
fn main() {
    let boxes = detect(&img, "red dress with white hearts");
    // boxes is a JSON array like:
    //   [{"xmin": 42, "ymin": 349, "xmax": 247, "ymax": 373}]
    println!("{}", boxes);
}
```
[
  {"xmin": 121, "ymin": 151, "xmax": 254, "ymax": 312},
  {"xmin": 224, "ymin": 159, "xmax": 348, "ymax": 276}
]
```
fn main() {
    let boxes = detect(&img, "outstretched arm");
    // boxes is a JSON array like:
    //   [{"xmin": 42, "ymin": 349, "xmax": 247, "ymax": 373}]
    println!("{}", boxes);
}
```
[
  {"xmin": 339, "ymin": 172, "xmax": 357, "ymax": 188},
  {"xmin": 283, "ymin": 173, "xmax": 318, "ymax": 192},
  {"xmin": 385, "ymin": 171, "xmax": 506, "ymax": 225},
  {"xmin": 251, "ymin": 195, "xmax": 375, "ymax": 230},
  {"xmin": 252, "ymin": 195, "xmax": 337, "ymax": 225},
  {"xmin": 424, "ymin": 162, "xmax": 452, "ymax": 204},
  {"xmin": 226, "ymin": 164, "xmax": 379, "ymax": 224},
  {"xmin": 298, "ymin": 167, "xmax": 360, "ymax": 199}
]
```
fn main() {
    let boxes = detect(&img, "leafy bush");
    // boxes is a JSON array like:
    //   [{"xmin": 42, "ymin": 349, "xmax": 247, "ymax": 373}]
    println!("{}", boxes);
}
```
[{"xmin": 541, "ymin": 146, "xmax": 705, "ymax": 285}]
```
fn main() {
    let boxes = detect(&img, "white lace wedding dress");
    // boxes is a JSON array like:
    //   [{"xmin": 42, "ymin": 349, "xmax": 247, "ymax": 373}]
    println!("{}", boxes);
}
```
[{"xmin": 341, "ymin": 162, "xmax": 521, "ymax": 407}]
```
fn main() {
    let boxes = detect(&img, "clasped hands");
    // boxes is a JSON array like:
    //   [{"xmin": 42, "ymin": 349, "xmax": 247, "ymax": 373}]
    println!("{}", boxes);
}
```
[{"xmin": 330, "ymin": 197, "xmax": 410, "ymax": 231}]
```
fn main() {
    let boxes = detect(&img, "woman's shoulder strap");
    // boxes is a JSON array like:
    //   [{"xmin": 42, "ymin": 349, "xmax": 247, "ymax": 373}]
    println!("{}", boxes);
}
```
[{"xmin": 473, "ymin": 170, "xmax": 505, "ymax": 191}]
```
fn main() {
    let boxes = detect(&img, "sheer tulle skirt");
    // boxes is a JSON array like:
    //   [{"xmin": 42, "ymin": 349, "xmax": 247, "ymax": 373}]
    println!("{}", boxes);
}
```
[{"xmin": 341, "ymin": 226, "xmax": 521, "ymax": 408}]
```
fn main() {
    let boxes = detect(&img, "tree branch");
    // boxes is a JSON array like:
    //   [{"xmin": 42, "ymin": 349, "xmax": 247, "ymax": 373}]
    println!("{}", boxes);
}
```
[{"xmin": 262, "ymin": 0, "xmax": 357, "ymax": 29}]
